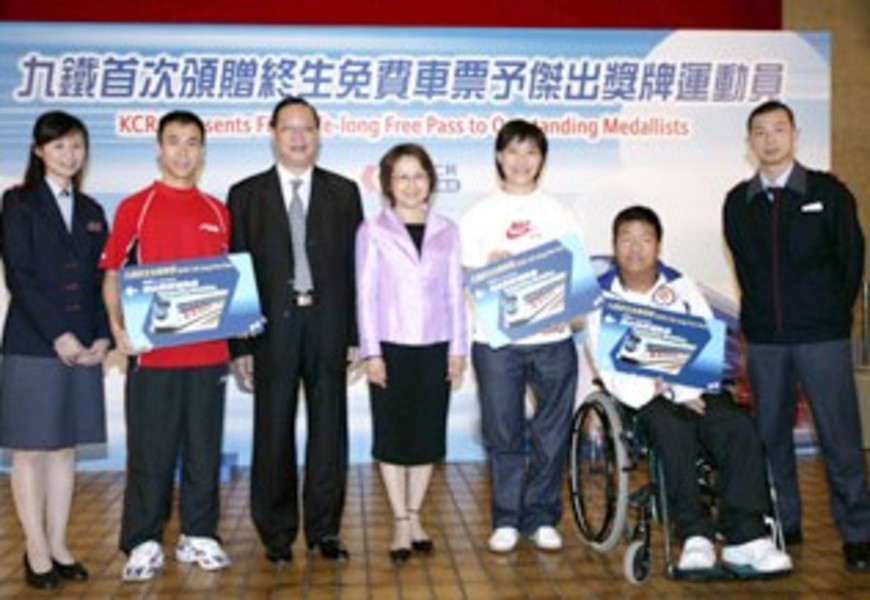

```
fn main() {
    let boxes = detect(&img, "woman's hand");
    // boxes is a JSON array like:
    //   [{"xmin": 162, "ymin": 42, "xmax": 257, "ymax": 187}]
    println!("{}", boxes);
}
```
[
  {"xmin": 75, "ymin": 338, "xmax": 111, "ymax": 366},
  {"xmin": 447, "ymin": 355, "xmax": 466, "ymax": 386},
  {"xmin": 365, "ymin": 357, "xmax": 387, "ymax": 388},
  {"xmin": 53, "ymin": 332, "xmax": 85, "ymax": 366}
]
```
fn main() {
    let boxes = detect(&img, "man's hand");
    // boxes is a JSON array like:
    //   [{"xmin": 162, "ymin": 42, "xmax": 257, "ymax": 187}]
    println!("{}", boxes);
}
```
[
  {"xmin": 684, "ymin": 397, "xmax": 706, "ymax": 416},
  {"xmin": 53, "ymin": 332, "xmax": 85, "ymax": 366},
  {"xmin": 231, "ymin": 355, "xmax": 254, "ymax": 392},
  {"xmin": 109, "ymin": 325, "xmax": 142, "ymax": 356},
  {"xmin": 347, "ymin": 347, "xmax": 366, "ymax": 384}
]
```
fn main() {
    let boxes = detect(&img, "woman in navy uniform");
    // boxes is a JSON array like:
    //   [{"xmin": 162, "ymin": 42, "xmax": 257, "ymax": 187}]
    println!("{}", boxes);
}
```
[{"xmin": 0, "ymin": 111, "xmax": 110, "ymax": 589}]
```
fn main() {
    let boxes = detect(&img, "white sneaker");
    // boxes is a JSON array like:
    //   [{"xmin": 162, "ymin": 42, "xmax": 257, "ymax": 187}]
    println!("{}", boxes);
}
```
[
  {"xmin": 678, "ymin": 536, "xmax": 716, "ymax": 571},
  {"xmin": 176, "ymin": 535, "xmax": 231, "ymax": 571},
  {"xmin": 530, "ymin": 526, "xmax": 563, "ymax": 551},
  {"xmin": 488, "ymin": 527, "xmax": 520, "ymax": 553},
  {"xmin": 122, "ymin": 540, "xmax": 165, "ymax": 582},
  {"xmin": 722, "ymin": 537, "xmax": 793, "ymax": 574}
]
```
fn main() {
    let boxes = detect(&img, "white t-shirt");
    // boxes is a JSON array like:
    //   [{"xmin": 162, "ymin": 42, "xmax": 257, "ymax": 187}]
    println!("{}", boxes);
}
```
[
  {"xmin": 459, "ymin": 188, "xmax": 582, "ymax": 346},
  {"xmin": 586, "ymin": 267, "xmax": 714, "ymax": 409}
]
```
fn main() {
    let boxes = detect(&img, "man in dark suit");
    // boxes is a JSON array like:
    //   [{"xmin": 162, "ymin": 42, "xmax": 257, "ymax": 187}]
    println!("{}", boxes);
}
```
[{"xmin": 227, "ymin": 96, "xmax": 363, "ymax": 563}]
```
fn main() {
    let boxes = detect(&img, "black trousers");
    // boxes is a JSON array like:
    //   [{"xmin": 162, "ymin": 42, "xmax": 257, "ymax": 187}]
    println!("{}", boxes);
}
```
[
  {"xmin": 638, "ymin": 393, "xmax": 769, "ymax": 544},
  {"xmin": 119, "ymin": 364, "xmax": 227, "ymax": 553},
  {"xmin": 250, "ymin": 308, "xmax": 349, "ymax": 550}
]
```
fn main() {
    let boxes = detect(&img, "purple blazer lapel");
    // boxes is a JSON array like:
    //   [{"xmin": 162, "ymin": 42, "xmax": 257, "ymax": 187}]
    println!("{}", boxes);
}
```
[
  {"xmin": 377, "ymin": 208, "xmax": 420, "ymax": 262},
  {"xmin": 421, "ymin": 212, "xmax": 447, "ymax": 252}
]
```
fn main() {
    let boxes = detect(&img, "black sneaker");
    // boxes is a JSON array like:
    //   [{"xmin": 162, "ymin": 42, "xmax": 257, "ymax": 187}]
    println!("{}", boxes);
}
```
[
  {"xmin": 783, "ymin": 529, "xmax": 803, "ymax": 546},
  {"xmin": 843, "ymin": 541, "xmax": 870, "ymax": 572}
]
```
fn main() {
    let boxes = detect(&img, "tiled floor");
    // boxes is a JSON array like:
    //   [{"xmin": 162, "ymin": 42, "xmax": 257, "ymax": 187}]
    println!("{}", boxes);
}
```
[{"xmin": 0, "ymin": 457, "xmax": 868, "ymax": 598}]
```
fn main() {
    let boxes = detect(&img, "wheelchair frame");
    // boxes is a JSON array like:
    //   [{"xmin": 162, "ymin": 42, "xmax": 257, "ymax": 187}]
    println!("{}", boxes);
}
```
[{"xmin": 568, "ymin": 387, "xmax": 786, "ymax": 584}]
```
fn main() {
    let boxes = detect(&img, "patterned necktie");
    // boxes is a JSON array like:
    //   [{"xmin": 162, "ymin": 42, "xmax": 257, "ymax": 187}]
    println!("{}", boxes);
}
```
[{"xmin": 289, "ymin": 179, "xmax": 313, "ymax": 292}]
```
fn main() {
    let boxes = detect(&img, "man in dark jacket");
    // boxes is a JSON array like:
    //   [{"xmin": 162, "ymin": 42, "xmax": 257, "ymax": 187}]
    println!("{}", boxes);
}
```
[{"xmin": 723, "ymin": 100, "xmax": 870, "ymax": 572}]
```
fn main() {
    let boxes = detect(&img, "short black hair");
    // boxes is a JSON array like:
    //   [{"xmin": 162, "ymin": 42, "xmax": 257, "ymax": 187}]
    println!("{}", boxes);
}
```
[
  {"xmin": 269, "ymin": 95, "xmax": 320, "ymax": 128},
  {"xmin": 612, "ymin": 205, "xmax": 663, "ymax": 243},
  {"xmin": 747, "ymin": 100, "xmax": 795, "ymax": 132},
  {"xmin": 494, "ymin": 119, "xmax": 548, "ymax": 181},
  {"xmin": 158, "ymin": 110, "xmax": 206, "ymax": 144}
]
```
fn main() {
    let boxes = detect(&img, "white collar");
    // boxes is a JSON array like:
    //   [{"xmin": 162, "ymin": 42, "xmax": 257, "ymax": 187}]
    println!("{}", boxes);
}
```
[
  {"xmin": 612, "ymin": 272, "xmax": 666, "ymax": 303},
  {"xmin": 277, "ymin": 164, "xmax": 313, "ymax": 188},
  {"xmin": 44, "ymin": 176, "xmax": 73, "ymax": 200},
  {"xmin": 760, "ymin": 162, "xmax": 795, "ymax": 189}
]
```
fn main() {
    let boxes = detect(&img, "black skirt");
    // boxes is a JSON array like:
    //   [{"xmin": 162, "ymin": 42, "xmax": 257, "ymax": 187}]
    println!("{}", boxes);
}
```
[{"xmin": 370, "ymin": 341, "xmax": 450, "ymax": 465}]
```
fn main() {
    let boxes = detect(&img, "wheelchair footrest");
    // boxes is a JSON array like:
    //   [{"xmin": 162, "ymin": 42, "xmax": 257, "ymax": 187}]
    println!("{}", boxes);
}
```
[
  {"xmin": 721, "ymin": 563, "xmax": 793, "ymax": 580},
  {"xmin": 671, "ymin": 566, "xmax": 736, "ymax": 581},
  {"xmin": 672, "ymin": 564, "xmax": 792, "ymax": 582}
]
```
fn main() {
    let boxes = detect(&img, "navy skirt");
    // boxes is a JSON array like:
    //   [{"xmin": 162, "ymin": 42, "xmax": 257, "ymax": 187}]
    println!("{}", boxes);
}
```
[
  {"xmin": 369, "ymin": 341, "xmax": 450, "ymax": 465},
  {"xmin": 0, "ymin": 355, "xmax": 106, "ymax": 450}
]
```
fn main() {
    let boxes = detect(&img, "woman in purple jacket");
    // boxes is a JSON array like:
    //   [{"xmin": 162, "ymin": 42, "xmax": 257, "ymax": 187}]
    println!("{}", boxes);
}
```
[{"xmin": 356, "ymin": 143, "xmax": 467, "ymax": 565}]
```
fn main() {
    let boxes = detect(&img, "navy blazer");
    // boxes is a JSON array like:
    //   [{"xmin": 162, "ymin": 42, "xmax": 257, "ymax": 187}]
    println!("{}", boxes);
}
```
[{"xmin": 1, "ymin": 182, "xmax": 110, "ymax": 357}]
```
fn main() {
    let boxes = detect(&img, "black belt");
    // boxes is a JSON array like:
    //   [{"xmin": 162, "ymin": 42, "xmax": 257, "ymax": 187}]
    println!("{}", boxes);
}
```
[{"xmin": 293, "ymin": 291, "xmax": 314, "ymax": 307}]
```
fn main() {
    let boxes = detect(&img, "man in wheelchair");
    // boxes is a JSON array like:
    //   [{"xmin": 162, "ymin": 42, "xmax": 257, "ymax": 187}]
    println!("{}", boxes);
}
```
[{"xmin": 586, "ymin": 206, "xmax": 792, "ymax": 576}]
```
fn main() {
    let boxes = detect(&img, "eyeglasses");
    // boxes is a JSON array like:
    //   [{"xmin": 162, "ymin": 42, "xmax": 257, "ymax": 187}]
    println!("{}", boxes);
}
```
[
  {"xmin": 278, "ymin": 125, "xmax": 318, "ymax": 135},
  {"xmin": 391, "ymin": 173, "xmax": 429, "ymax": 184}
]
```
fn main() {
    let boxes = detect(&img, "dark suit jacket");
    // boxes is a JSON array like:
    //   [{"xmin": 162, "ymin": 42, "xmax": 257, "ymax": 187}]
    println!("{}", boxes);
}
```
[
  {"xmin": 227, "ymin": 166, "xmax": 363, "ymax": 372},
  {"xmin": 1, "ymin": 182, "xmax": 110, "ymax": 356}
]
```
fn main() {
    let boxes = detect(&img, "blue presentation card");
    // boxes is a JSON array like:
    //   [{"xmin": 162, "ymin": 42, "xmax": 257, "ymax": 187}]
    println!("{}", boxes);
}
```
[
  {"xmin": 465, "ymin": 234, "xmax": 601, "ymax": 348},
  {"xmin": 120, "ymin": 253, "xmax": 265, "ymax": 351},
  {"xmin": 596, "ymin": 298, "xmax": 725, "ymax": 389}
]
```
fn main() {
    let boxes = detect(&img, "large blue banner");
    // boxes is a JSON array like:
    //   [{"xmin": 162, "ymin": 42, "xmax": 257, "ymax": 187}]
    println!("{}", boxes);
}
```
[{"xmin": 0, "ymin": 24, "xmax": 831, "ymax": 468}]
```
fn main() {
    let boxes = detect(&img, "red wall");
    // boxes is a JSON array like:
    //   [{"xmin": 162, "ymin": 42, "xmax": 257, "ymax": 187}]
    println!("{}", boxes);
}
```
[{"xmin": 0, "ymin": 1, "xmax": 781, "ymax": 29}]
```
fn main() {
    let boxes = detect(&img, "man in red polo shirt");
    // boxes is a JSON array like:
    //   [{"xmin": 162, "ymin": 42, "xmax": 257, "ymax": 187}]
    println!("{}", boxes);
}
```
[{"xmin": 101, "ymin": 110, "xmax": 231, "ymax": 582}]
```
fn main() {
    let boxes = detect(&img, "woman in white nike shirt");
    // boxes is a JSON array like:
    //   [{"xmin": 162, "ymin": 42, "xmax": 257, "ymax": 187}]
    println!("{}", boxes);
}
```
[{"xmin": 459, "ymin": 119, "xmax": 583, "ymax": 553}]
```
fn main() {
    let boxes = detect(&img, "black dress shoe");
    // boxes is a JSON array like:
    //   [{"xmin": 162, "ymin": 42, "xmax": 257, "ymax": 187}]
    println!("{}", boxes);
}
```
[
  {"xmin": 310, "ymin": 536, "xmax": 350, "ymax": 562},
  {"xmin": 52, "ymin": 559, "xmax": 88, "ymax": 581},
  {"xmin": 23, "ymin": 554, "xmax": 60, "ymax": 590},
  {"xmin": 389, "ymin": 547, "xmax": 411, "ymax": 565},
  {"xmin": 265, "ymin": 546, "xmax": 293, "ymax": 563},
  {"xmin": 783, "ymin": 529, "xmax": 803, "ymax": 546},
  {"xmin": 412, "ymin": 538, "xmax": 435, "ymax": 554},
  {"xmin": 844, "ymin": 541, "xmax": 870, "ymax": 572}
]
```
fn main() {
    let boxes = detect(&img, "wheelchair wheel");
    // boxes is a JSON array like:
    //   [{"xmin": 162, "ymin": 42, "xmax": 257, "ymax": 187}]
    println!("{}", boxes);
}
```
[
  {"xmin": 569, "ymin": 390, "xmax": 629, "ymax": 552},
  {"xmin": 623, "ymin": 540, "xmax": 651, "ymax": 584}
]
